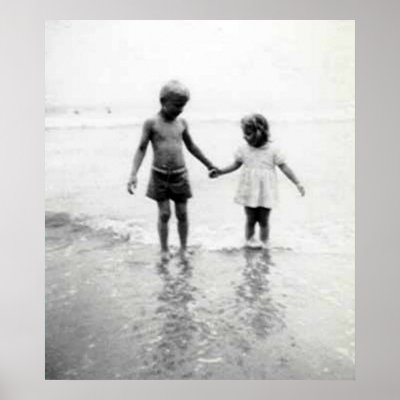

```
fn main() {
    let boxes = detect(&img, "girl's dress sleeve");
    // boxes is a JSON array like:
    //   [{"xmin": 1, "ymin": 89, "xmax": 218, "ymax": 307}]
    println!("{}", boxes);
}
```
[{"xmin": 273, "ymin": 146, "xmax": 286, "ymax": 165}]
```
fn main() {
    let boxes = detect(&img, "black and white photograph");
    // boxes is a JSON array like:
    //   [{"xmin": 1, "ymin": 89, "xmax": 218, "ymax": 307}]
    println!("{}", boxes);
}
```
[{"xmin": 45, "ymin": 20, "xmax": 354, "ymax": 380}]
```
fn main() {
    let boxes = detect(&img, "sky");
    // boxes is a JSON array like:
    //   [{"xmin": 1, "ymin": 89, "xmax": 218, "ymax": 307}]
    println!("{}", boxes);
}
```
[{"xmin": 45, "ymin": 20, "xmax": 354, "ymax": 120}]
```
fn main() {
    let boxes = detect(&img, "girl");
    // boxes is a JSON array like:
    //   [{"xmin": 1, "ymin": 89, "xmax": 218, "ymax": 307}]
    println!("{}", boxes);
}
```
[{"xmin": 210, "ymin": 113, "xmax": 305, "ymax": 249}]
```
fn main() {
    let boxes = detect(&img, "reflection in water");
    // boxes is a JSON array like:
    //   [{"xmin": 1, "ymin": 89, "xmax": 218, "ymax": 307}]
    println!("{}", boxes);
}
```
[
  {"xmin": 141, "ymin": 250, "xmax": 289, "ymax": 379},
  {"xmin": 149, "ymin": 261, "xmax": 197, "ymax": 378},
  {"xmin": 236, "ymin": 249, "xmax": 285, "ymax": 339}
]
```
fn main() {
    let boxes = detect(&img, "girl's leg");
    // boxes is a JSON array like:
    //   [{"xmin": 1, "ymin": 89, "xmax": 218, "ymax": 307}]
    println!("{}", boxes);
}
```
[
  {"xmin": 157, "ymin": 200, "xmax": 171, "ymax": 259},
  {"xmin": 244, "ymin": 207, "xmax": 257, "ymax": 241},
  {"xmin": 258, "ymin": 207, "xmax": 271, "ymax": 246}
]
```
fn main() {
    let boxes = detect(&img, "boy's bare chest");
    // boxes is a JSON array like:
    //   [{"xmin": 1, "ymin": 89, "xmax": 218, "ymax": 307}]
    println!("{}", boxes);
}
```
[{"xmin": 152, "ymin": 120, "xmax": 184, "ymax": 144}]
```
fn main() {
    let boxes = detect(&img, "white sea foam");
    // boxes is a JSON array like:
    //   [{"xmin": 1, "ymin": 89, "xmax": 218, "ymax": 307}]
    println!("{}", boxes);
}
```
[{"xmin": 74, "ymin": 213, "xmax": 352, "ymax": 255}]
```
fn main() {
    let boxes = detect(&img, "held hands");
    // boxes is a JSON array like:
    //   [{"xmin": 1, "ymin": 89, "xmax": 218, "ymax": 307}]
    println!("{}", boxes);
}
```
[
  {"xmin": 208, "ymin": 168, "xmax": 221, "ymax": 179},
  {"xmin": 127, "ymin": 175, "xmax": 137, "ymax": 195}
]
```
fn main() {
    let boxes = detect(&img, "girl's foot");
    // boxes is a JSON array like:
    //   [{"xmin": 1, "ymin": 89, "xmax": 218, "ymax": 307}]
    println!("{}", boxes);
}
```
[
  {"xmin": 160, "ymin": 251, "xmax": 171, "ymax": 262},
  {"xmin": 261, "ymin": 241, "xmax": 270, "ymax": 250},
  {"xmin": 245, "ymin": 237, "xmax": 262, "ymax": 249}
]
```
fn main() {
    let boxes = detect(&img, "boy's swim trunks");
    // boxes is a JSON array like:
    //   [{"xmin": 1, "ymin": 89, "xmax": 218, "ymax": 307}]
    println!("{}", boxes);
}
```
[{"xmin": 146, "ymin": 166, "xmax": 192, "ymax": 202}]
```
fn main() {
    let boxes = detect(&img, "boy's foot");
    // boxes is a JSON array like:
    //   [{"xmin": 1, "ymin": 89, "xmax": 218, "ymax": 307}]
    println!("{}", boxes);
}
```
[
  {"xmin": 160, "ymin": 251, "xmax": 171, "ymax": 262},
  {"xmin": 179, "ymin": 248, "xmax": 189, "ymax": 263},
  {"xmin": 245, "ymin": 237, "xmax": 262, "ymax": 249}
]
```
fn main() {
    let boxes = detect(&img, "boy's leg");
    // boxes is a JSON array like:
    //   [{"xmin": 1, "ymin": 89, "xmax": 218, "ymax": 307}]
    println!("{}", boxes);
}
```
[
  {"xmin": 174, "ymin": 200, "xmax": 188, "ymax": 252},
  {"xmin": 258, "ymin": 207, "xmax": 271, "ymax": 245},
  {"xmin": 157, "ymin": 200, "xmax": 171, "ymax": 257},
  {"xmin": 244, "ymin": 207, "xmax": 257, "ymax": 241}
]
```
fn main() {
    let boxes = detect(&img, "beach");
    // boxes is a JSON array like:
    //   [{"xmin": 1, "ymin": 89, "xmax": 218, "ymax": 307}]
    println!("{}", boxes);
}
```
[
  {"xmin": 45, "ymin": 119, "xmax": 354, "ymax": 379},
  {"xmin": 45, "ymin": 211, "xmax": 354, "ymax": 380}
]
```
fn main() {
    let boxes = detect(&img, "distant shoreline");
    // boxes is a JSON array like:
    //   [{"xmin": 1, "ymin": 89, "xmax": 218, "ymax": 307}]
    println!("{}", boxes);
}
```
[{"xmin": 45, "ymin": 113, "xmax": 355, "ymax": 130}]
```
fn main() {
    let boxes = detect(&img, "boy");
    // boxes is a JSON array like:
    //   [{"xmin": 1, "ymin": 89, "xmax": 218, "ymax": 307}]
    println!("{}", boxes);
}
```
[{"xmin": 127, "ymin": 80, "xmax": 216, "ymax": 262}]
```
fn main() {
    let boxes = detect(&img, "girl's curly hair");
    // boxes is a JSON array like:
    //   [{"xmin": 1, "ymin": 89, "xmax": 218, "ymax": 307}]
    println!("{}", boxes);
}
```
[{"xmin": 240, "ymin": 113, "xmax": 270, "ymax": 148}]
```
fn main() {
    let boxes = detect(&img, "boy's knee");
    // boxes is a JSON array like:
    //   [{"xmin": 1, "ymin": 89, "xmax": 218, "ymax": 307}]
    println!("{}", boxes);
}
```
[
  {"xmin": 159, "ymin": 211, "xmax": 171, "ymax": 223},
  {"xmin": 176, "ymin": 210, "xmax": 188, "ymax": 222}
]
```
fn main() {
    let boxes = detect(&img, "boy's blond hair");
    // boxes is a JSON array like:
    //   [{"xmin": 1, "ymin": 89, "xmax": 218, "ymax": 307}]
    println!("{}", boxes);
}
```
[{"xmin": 159, "ymin": 80, "xmax": 190, "ymax": 103}]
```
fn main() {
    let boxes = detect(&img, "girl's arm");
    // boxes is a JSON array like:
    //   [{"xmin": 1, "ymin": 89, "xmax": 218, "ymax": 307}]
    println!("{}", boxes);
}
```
[
  {"xmin": 278, "ymin": 163, "xmax": 305, "ymax": 196},
  {"xmin": 210, "ymin": 160, "xmax": 242, "ymax": 178}
]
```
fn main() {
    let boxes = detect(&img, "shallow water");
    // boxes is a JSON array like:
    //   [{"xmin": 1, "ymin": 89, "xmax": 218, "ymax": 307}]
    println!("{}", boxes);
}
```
[
  {"xmin": 45, "ymin": 213, "xmax": 354, "ymax": 379},
  {"xmin": 45, "ymin": 119, "xmax": 354, "ymax": 379}
]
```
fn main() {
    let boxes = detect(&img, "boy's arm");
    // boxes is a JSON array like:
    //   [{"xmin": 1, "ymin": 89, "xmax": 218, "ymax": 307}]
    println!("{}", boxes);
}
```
[
  {"xmin": 278, "ymin": 162, "xmax": 305, "ymax": 196},
  {"xmin": 182, "ymin": 120, "xmax": 216, "ymax": 170},
  {"xmin": 127, "ymin": 119, "xmax": 152, "ymax": 194}
]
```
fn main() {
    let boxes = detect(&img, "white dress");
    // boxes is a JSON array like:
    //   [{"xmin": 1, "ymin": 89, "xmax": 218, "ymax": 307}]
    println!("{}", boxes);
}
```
[{"xmin": 234, "ymin": 143, "xmax": 285, "ymax": 209}]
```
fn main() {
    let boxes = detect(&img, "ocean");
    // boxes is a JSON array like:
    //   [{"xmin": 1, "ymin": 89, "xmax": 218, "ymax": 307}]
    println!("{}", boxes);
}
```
[{"xmin": 45, "ymin": 115, "xmax": 354, "ymax": 379}]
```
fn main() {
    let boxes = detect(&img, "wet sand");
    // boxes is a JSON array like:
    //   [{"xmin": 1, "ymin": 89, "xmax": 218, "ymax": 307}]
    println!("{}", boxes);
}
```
[{"xmin": 45, "ymin": 212, "xmax": 354, "ymax": 380}]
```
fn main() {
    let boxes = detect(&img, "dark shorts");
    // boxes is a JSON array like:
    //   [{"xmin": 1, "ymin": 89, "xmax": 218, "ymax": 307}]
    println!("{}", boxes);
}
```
[{"xmin": 146, "ymin": 167, "xmax": 192, "ymax": 202}]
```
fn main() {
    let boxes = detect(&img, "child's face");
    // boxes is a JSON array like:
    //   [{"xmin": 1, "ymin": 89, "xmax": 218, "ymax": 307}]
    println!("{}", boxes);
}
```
[
  {"xmin": 161, "ymin": 95, "xmax": 188, "ymax": 120},
  {"xmin": 242, "ymin": 125, "xmax": 256, "ymax": 145}
]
